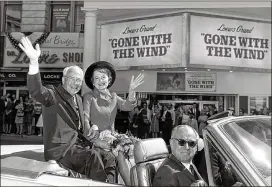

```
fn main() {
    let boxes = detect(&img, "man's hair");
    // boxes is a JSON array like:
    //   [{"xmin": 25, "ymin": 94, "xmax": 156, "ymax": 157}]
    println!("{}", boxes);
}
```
[
  {"xmin": 171, "ymin": 125, "xmax": 199, "ymax": 140},
  {"xmin": 63, "ymin": 66, "xmax": 83, "ymax": 77}
]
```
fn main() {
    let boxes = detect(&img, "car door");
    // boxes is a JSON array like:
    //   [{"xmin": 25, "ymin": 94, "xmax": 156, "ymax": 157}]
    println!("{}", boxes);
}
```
[{"xmin": 203, "ymin": 135, "xmax": 248, "ymax": 187}]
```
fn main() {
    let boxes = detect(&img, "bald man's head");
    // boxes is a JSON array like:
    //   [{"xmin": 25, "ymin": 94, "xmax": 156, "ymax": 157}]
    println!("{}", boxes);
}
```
[{"xmin": 170, "ymin": 125, "xmax": 199, "ymax": 164}]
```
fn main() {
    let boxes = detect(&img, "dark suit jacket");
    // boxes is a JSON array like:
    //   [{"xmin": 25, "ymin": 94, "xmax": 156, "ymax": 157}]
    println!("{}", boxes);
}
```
[
  {"xmin": 27, "ymin": 73, "xmax": 86, "ymax": 161},
  {"xmin": 153, "ymin": 154, "xmax": 201, "ymax": 187},
  {"xmin": 191, "ymin": 108, "xmax": 200, "ymax": 121}
]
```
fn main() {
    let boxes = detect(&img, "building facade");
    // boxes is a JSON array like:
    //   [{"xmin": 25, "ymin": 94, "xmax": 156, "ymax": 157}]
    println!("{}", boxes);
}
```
[{"xmin": 1, "ymin": 1, "xmax": 271, "ymax": 115}]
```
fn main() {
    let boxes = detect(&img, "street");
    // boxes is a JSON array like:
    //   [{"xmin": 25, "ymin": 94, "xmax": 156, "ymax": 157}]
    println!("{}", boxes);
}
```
[{"xmin": 0, "ymin": 134, "xmax": 43, "ymax": 145}]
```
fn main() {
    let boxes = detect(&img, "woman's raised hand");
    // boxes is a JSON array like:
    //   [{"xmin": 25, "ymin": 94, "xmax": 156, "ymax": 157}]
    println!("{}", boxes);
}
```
[
  {"xmin": 19, "ymin": 37, "xmax": 41, "ymax": 64},
  {"xmin": 129, "ymin": 73, "xmax": 144, "ymax": 91}
]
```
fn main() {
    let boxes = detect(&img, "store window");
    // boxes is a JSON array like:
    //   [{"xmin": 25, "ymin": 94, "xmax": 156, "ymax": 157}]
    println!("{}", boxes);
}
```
[
  {"xmin": 75, "ymin": 2, "xmax": 84, "ymax": 32},
  {"xmin": 249, "ymin": 96, "xmax": 268, "ymax": 115},
  {"xmin": 51, "ymin": 1, "xmax": 71, "ymax": 32},
  {"xmin": 4, "ymin": 1, "xmax": 22, "ymax": 32}
]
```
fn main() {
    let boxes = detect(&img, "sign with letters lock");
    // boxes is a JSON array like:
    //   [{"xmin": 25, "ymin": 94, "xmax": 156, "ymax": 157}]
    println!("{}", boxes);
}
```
[
  {"xmin": 190, "ymin": 15, "xmax": 271, "ymax": 69},
  {"xmin": 100, "ymin": 16, "xmax": 183, "ymax": 67}
]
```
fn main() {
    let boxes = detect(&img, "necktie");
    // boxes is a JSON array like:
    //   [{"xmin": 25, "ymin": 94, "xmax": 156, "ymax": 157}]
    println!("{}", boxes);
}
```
[{"xmin": 190, "ymin": 164, "xmax": 199, "ymax": 180}]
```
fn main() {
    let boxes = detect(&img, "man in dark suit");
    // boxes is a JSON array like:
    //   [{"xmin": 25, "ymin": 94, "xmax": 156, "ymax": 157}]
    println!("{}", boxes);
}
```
[
  {"xmin": 191, "ymin": 102, "xmax": 200, "ymax": 121},
  {"xmin": 19, "ymin": 37, "xmax": 116, "ymax": 183},
  {"xmin": 153, "ymin": 125, "xmax": 207, "ymax": 186}
]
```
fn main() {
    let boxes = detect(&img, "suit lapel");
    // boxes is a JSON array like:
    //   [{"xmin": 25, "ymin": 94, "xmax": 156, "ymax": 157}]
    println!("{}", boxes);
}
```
[
  {"xmin": 57, "ymin": 102, "xmax": 78, "ymax": 130},
  {"xmin": 55, "ymin": 85, "xmax": 80, "ymax": 129},
  {"xmin": 169, "ymin": 154, "xmax": 196, "ymax": 181},
  {"xmin": 75, "ymin": 94, "xmax": 84, "ymax": 126}
]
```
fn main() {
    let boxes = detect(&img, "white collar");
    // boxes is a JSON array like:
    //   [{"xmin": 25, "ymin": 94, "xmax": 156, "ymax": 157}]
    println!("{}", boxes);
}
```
[{"xmin": 181, "ymin": 161, "xmax": 193, "ymax": 171}]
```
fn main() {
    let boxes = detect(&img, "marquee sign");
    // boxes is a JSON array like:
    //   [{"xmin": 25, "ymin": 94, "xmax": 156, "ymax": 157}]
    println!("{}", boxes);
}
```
[
  {"xmin": 100, "ymin": 16, "xmax": 183, "ymax": 67},
  {"xmin": 190, "ymin": 15, "xmax": 271, "ymax": 69}
]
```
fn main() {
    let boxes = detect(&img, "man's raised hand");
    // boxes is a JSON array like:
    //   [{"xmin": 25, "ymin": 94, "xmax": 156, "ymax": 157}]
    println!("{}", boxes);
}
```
[{"xmin": 19, "ymin": 37, "xmax": 41, "ymax": 65}]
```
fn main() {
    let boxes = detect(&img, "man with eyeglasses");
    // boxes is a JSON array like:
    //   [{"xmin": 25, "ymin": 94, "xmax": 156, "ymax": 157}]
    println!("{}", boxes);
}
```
[
  {"xmin": 20, "ymin": 37, "xmax": 116, "ymax": 183},
  {"xmin": 153, "ymin": 125, "xmax": 207, "ymax": 186}
]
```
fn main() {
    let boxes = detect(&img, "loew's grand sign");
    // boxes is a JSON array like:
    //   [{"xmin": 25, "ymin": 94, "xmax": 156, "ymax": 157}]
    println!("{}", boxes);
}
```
[
  {"xmin": 100, "ymin": 16, "xmax": 183, "ymax": 67},
  {"xmin": 190, "ymin": 16, "xmax": 271, "ymax": 69}
]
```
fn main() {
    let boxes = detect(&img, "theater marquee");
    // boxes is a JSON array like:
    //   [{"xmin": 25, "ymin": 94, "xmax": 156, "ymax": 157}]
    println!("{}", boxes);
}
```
[
  {"xmin": 190, "ymin": 15, "xmax": 271, "ymax": 69},
  {"xmin": 100, "ymin": 16, "xmax": 183, "ymax": 67}
]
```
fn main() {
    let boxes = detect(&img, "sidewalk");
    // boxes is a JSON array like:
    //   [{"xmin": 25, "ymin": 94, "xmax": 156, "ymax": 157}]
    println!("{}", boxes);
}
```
[{"xmin": 0, "ymin": 133, "xmax": 43, "ymax": 142}]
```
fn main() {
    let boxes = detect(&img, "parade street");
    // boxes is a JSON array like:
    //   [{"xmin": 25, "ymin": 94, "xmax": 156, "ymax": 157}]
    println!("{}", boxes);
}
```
[{"xmin": 1, "ymin": 134, "xmax": 43, "ymax": 145}]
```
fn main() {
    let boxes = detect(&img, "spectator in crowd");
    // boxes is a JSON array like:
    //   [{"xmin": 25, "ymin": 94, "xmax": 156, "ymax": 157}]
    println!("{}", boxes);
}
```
[
  {"xmin": 0, "ymin": 93, "xmax": 9, "ymax": 133},
  {"xmin": 153, "ymin": 125, "xmax": 207, "ymax": 187},
  {"xmin": 15, "ymin": 96, "xmax": 24, "ymax": 135},
  {"xmin": 191, "ymin": 103, "xmax": 200, "ymax": 120},
  {"xmin": 259, "ymin": 108, "xmax": 264, "ymax": 115},
  {"xmin": 4, "ymin": 96, "xmax": 13, "ymax": 134},
  {"xmin": 128, "ymin": 106, "xmax": 140, "ymax": 137},
  {"xmin": 137, "ymin": 102, "xmax": 150, "ymax": 139},
  {"xmin": 161, "ymin": 103, "xmax": 175, "ymax": 145},
  {"xmin": 36, "ymin": 114, "xmax": 44, "ymax": 136},
  {"xmin": 33, "ymin": 101, "xmax": 42, "ymax": 135},
  {"xmin": 213, "ymin": 106, "xmax": 218, "ymax": 115},
  {"xmin": 198, "ymin": 109, "xmax": 208, "ymax": 138},
  {"xmin": 239, "ymin": 108, "xmax": 245, "ymax": 116},
  {"xmin": 150, "ymin": 103, "xmax": 161, "ymax": 138},
  {"xmin": 11, "ymin": 94, "xmax": 18, "ymax": 134},
  {"xmin": 174, "ymin": 104, "xmax": 182, "ymax": 126},
  {"xmin": 115, "ymin": 109, "xmax": 130, "ymax": 134},
  {"xmin": 208, "ymin": 106, "xmax": 215, "ymax": 118},
  {"xmin": 187, "ymin": 112, "xmax": 198, "ymax": 133},
  {"xmin": 227, "ymin": 107, "xmax": 235, "ymax": 116},
  {"xmin": 218, "ymin": 105, "xmax": 224, "ymax": 113},
  {"xmin": 24, "ymin": 97, "xmax": 34, "ymax": 135},
  {"xmin": 181, "ymin": 106, "xmax": 190, "ymax": 125},
  {"xmin": 262, "ymin": 107, "xmax": 269, "ymax": 115},
  {"xmin": 250, "ymin": 109, "xmax": 257, "ymax": 115}
]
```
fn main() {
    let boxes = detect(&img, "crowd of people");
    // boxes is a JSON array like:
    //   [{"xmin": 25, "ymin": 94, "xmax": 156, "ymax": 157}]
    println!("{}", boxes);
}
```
[
  {"xmin": 0, "ymin": 93, "xmax": 43, "ymax": 136},
  {"xmin": 117, "ymin": 102, "xmax": 222, "ymax": 144}
]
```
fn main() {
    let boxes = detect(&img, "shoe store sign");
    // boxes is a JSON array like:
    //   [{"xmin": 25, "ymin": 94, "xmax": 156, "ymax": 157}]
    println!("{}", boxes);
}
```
[
  {"xmin": 4, "ymin": 32, "xmax": 83, "ymax": 68},
  {"xmin": 100, "ymin": 16, "xmax": 183, "ymax": 67},
  {"xmin": 190, "ymin": 15, "xmax": 271, "ymax": 69}
]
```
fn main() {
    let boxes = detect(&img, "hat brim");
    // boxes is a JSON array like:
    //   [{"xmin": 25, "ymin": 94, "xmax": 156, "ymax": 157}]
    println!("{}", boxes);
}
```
[{"xmin": 84, "ymin": 61, "xmax": 116, "ymax": 90}]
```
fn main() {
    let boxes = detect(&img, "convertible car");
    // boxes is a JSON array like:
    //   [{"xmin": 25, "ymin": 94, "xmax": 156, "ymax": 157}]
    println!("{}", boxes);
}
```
[{"xmin": 1, "ymin": 115, "xmax": 271, "ymax": 186}]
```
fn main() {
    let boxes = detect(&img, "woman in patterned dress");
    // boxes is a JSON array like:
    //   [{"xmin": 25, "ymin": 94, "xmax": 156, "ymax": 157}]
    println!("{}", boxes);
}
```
[
  {"xmin": 15, "ymin": 96, "xmax": 24, "ymax": 135},
  {"xmin": 150, "ymin": 103, "xmax": 161, "ymax": 138},
  {"xmin": 24, "ymin": 97, "xmax": 34, "ymax": 135}
]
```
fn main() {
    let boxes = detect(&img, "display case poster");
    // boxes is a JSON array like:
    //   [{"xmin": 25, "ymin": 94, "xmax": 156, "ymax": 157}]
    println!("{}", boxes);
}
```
[
  {"xmin": 249, "ymin": 97, "xmax": 267, "ymax": 112},
  {"xmin": 185, "ymin": 73, "xmax": 216, "ymax": 92},
  {"xmin": 156, "ymin": 72, "xmax": 185, "ymax": 91},
  {"xmin": 52, "ymin": 5, "xmax": 71, "ymax": 32}
]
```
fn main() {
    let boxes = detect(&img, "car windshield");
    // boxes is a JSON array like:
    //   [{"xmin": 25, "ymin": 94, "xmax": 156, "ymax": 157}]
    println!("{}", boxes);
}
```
[{"xmin": 222, "ymin": 117, "xmax": 271, "ymax": 183}]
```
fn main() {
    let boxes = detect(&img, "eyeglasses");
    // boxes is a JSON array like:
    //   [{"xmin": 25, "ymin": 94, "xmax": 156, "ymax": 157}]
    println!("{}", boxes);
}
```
[
  {"xmin": 64, "ymin": 76, "xmax": 83, "ymax": 83},
  {"xmin": 171, "ymin": 138, "xmax": 198, "ymax": 148}
]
